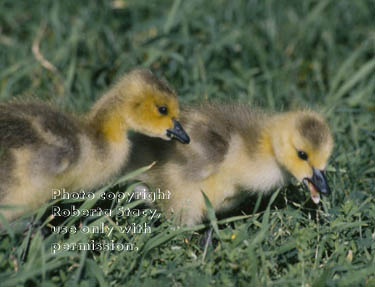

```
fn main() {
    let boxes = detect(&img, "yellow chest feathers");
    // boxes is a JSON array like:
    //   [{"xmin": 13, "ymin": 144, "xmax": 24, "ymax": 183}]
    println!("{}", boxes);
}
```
[{"xmin": 201, "ymin": 135, "xmax": 285, "ymax": 209}]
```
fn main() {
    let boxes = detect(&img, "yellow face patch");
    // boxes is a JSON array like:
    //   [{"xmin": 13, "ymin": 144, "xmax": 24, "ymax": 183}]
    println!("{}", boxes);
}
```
[
  {"xmin": 268, "ymin": 112, "xmax": 333, "ymax": 182},
  {"xmin": 293, "ymin": 133, "xmax": 333, "ymax": 168},
  {"xmin": 90, "ymin": 68, "xmax": 183, "ymax": 143},
  {"xmin": 101, "ymin": 113, "xmax": 124, "ymax": 142},
  {"xmin": 277, "ymin": 138, "xmax": 313, "ymax": 181},
  {"xmin": 285, "ymin": 130, "xmax": 333, "ymax": 181},
  {"xmin": 117, "ymin": 88, "xmax": 180, "ymax": 139}
]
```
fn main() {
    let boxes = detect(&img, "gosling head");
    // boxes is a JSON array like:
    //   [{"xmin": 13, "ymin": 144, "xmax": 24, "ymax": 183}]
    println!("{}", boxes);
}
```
[
  {"xmin": 271, "ymin": 111, "xmax": 333, "ymax": 204},
  {"xmin": 114, "ymin": 69, "xmax": 190, "ymax": 144}
]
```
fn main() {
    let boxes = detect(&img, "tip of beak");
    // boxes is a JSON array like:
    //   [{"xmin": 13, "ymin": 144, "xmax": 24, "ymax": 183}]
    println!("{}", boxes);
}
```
[
  {"xmin": 311, "ymin": 194, "xmax": 321, "ymax": 204},
  {"xmin": 166, "ymin": 119, "xmax": 190, "ymax": 144},
  {"xmin": 303, "ymin": 179, "xmax": 321, "ymax": 205},
  {"xmin": 166, "ymin": 130, "xmax": 190, "ymax": 144},
  {"xmin": 302, "ymin": 169, "xmax": 331, "ymax": 204}
]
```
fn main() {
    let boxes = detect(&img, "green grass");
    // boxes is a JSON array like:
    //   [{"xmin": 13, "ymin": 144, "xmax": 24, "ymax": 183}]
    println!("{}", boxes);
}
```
[{"xmin": 0, "ymin": 0, "xmax": 374, "ymax": 286}]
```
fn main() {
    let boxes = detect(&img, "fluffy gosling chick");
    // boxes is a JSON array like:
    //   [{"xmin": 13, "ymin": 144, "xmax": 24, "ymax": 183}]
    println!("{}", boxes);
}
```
[
  {"xmin": 0, "ymin": 69, "xmax": 189, "ymax": 222},
  {"xmin": 128, "ymin": 103, "xmax": 333, "ymax": 226}
]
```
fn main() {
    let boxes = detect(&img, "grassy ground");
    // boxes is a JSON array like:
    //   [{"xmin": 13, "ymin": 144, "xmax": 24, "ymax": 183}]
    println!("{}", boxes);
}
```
[{"xmin": 0, "ymin": 0, "xmax": 374, "ymax": 286}]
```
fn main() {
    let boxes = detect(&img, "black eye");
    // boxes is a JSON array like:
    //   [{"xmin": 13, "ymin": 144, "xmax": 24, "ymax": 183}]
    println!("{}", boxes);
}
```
[
  {"xmin": 297, "ymin": 151, "xmax": 308, "ymax": 161},
  {"xmin": 158, "ymin": 106, "xmax": 168, "ymax": 115}
]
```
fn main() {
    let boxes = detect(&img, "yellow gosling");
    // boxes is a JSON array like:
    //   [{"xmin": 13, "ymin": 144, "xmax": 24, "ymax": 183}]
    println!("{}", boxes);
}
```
[
  {"xmin": 128, "ymin": 103, "xmax": 333, "ymax": 226},
  {"xmin": 0, "ymin": 68, "xmax": 189, "ymax": 222}
]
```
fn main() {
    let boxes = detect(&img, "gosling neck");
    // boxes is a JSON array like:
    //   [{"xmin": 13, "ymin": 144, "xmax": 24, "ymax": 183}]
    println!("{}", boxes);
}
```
[
  {"xmin": 244, "ymin": 114, "xmax": 289, "ymax": 191},
  {"xmin": 87, "ymin": 90, "xmax": 131, "ymax": 143}
]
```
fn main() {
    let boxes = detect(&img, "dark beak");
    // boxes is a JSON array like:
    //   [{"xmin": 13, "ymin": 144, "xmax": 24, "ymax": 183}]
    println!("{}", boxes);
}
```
[
  {"xmin": 303, "ymin": 168, "xmax": 331, "ymax": 204},
  {"xmin": 167, "ymin": 119, "xmax": 190, "ymax": 144},
  {"xmin": 311, "ymin": 168, "xmax": 331, "ymax": 195}
]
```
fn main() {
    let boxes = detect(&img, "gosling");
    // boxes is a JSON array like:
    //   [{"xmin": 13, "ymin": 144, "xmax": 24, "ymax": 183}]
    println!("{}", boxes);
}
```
[
  {"xmin": 0, "ymin": 68, "xmax": 189, "ymax": 222},
  {"xmin": 128, "ymin": 103, "xmax": 333, "ymax": 226}
]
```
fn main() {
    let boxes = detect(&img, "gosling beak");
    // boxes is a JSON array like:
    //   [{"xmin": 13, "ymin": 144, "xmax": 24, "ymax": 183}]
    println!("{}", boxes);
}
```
[
  {"xmin": 303, "ymin": 168, "xmax": 331, "ymax": 204},
  {"xmin": 167, "ymin": 119, "xmax": 190, "ymax": 144}
]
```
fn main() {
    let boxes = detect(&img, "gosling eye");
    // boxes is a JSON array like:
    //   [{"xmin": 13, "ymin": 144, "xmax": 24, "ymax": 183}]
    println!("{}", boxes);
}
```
[
  {"xmin": 158, "ymin": 106, "xmax": 168, "ymax": 115},
  {"xmin": 297, "ymin": 150, "xmax": 308, "ymax": 161}
]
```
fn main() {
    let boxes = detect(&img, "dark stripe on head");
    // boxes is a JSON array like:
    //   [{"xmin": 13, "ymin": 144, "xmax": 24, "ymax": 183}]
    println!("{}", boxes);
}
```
[{"xmin": 297, "ymin": 115, "xmax": 330, "ymax": 148}]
